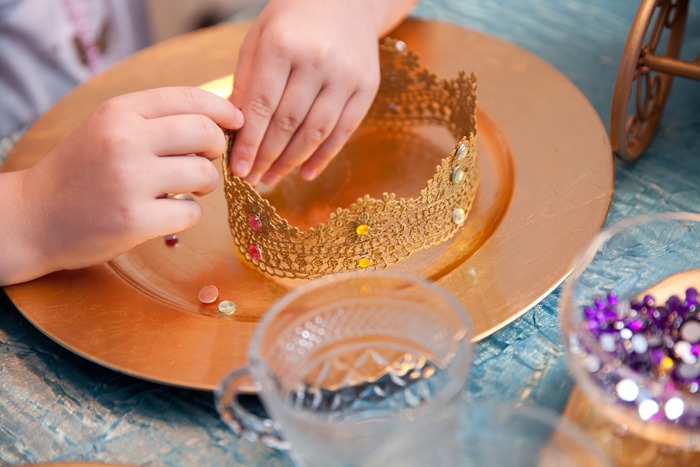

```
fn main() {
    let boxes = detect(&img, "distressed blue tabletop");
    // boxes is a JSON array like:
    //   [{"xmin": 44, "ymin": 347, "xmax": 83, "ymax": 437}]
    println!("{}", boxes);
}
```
[{"xmin": 1, "ymin": 1, "xmax": 699, "ymax": 465}]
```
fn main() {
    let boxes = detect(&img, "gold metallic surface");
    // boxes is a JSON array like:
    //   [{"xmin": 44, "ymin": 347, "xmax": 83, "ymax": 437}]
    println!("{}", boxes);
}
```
[
  {"xmin": 610, "ymin": 0, "xmax": 690, "ymax": 161},
  {"xmin": 2, "ymin": 19, "xmax": 613, "ymax": 390}
]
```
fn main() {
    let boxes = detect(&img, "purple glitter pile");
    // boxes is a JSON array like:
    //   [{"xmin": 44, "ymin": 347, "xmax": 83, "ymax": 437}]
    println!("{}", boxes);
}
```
[{"xmin": 578, "ymin": 287, "xmax": 700, "ymax": 427}]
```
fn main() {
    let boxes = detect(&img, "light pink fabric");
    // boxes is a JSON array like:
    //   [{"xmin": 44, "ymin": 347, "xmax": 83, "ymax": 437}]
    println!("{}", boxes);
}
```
[{"xmin": 0, "ymin": 0, "xmax": 151, "ymax": 136}]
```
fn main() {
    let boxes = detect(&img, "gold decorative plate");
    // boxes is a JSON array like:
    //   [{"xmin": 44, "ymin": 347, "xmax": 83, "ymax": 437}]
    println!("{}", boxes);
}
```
[{"xmin": 2, "ymin": 19, "xmax": 613, "ymax": 390}]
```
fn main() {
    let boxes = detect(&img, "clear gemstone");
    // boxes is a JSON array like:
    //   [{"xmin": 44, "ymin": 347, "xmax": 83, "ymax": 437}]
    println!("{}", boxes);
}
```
[
  {"xmin": 218, "ymin": 300, "xmax": 236, "ymax": 314},
  {"xmin": 677, "ymin": 363, "xmax": 700, "ymax": 380},
  {"xmin": 451, "ymin": 166, "xmax": 464, "ymax": 184},
  {"xmin": 455, "ymin": 143, "xmax": 467, "ymax": 161},
  {"xmin": 599, "ymin": 333, "xmax": 616, "ymax": 352},
  {"xmin": 638, "ymin": 400, "xmax": 660, "ymax": 421},
  {"xmin": 631, "ymin": 334, "xmax": 648, "ymax": 353},
  {"xmin": 615, "ymin": 378, "xmax": 639, "ymax": 402},
  {"xmin": 664, "ymin": 397, "xmax": 685, "ymax": 420},
  {"xmin": 452, "ymin": 208, "xmax": 465, "ymax": 225},
  {"xmin": 583, "ymin": 354, "xmax": 601, "ymax": 373},
  {"xmin": 681, "ymin": 320, "xmax": 700, "ymax": 343},
  {"xmin": 674, "ymin": 341, "xmax": 697, "ymax": 364}
]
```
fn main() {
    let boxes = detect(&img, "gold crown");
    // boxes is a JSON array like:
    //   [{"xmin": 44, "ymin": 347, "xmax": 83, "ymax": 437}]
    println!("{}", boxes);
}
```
[{"xmin": 223, "ymin": 38, "xmax": 478, "ymax": 280}]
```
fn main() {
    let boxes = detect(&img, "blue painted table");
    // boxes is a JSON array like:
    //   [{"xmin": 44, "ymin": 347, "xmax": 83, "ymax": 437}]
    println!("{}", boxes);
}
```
[{"xmin": 1, "ymin": 1, "xmax": 699, "ymax": 465}]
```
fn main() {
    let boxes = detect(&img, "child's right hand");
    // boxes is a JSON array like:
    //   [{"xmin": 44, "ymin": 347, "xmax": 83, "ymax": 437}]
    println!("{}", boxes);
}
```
[{"xmin": 1, "ymin": 86, "xmax": 243, "ymax": 285}]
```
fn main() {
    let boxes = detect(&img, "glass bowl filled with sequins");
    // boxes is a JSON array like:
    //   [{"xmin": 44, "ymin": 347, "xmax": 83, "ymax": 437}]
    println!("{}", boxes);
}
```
[{"xmin": 561, "ymin": 212, "xmax": 700, "ymax": 450}]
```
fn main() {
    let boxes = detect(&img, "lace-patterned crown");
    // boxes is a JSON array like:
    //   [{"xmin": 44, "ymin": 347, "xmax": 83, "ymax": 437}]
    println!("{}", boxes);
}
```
[{"xmin": 223, "ymin": 38, "xmax": 478, "ymax": 280}]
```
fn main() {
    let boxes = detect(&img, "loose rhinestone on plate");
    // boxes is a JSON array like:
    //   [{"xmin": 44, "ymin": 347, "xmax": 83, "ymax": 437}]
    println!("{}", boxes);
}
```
[
  {"xmin": 248, "ymin": 244, "xmax": 262, "ymax": 262},
  {"xmin": 248, "ymin": 214, "xmax": 262, "ymax": 231},
  {"xmin": 198, "ymin": 285, "xmax": 219, "ymax": 304},
  {"xmin": 452, "ymin": 208, "xmax": 465, "ymax": 225},
  {"xmin": 394, "ymin": 40, "xmax": 407, "ymax": 53},
  {"xmin": 164, "ymin": 233, "xmax": 178, "ymax": 246},
  {"xmin": 451, "ymin": 166, "xmax": 464, "ymax": 184},
  {"xmin": 218, "ymin": 300, "xmax": 236, "ymax": 314},
  {"xmin": 356, "ymin": 224, "xmax": 369, "ymax": 236},
  {"xmin": 455, "ymin": 143, "xmax": 467, "ymax": 161},
  {"xmin": 357, "ymin": 256, "xmax": 371, "ymax": 269}
]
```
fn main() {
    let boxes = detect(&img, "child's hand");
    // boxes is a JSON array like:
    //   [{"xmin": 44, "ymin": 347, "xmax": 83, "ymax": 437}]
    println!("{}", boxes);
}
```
[
  {"xmin": 19, "ymin": 87, "xmax": 243, "ymax": 277},
  {"xmin": 229, "ymin": 0, "xmax": 414, "ymax": 186}
]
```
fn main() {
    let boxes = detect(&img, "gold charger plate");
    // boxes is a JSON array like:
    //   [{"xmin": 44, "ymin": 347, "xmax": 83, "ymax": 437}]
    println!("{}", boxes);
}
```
[{"xmin": 2, "ymin": 19, "xmax": 613, "ymax": 390}]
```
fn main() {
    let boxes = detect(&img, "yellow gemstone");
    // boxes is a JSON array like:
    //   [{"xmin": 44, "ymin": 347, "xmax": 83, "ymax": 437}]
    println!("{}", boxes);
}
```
[
  {"xmin": 660, "ymin": 356, "xmax": 675, "ymax": 375},
  {"xmin": 357, "ymin": 256, "xmax": 371, "ymax": 268},
  {"xmin": 356, "ymin": 223, "xmax": 369, "ymax": 236}
]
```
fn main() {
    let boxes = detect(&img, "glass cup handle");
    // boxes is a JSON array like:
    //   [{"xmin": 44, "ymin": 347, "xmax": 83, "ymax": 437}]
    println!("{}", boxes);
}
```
[{"xmin": 214, "ymin": 367, "xmax": 291, "ymax": 451}]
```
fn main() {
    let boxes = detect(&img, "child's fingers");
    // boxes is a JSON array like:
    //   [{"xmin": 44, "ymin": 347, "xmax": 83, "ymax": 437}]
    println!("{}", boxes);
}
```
[
  {"xmin": 246, "ymin": 69, "xmax": 324, "ymax": 185},
  {"xmin": 300, "ymin": 88, "xmax": 375, "ymax": 180},
  {"xmin": 147, "ymin": 154, "xmax": 219, "ymax": 197},
  {"xmin": 145, "ymin": 114, "xmax": 228, "ymax": 161},
  {"xmin": 139, "ymin": 198, "xmax": 204, "ymax": 237},
  {"xmin": 229, "ymin": 44, "xmax": 291, "ymax": 178},
  {"xmin": 109, "ymin": 86, "xmax": 244, "ymax": 129}
]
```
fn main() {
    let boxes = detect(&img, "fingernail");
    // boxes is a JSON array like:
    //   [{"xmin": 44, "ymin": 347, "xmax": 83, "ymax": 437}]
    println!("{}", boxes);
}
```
[
  {"xmin": 301, "ymin": 167, "xmax": 317, "ymax": 181},
  {"xmin": 234, "ymin": 107, "xmax": 244, "ymax": 127},
  {"xmin": 233, "ymin": 159, "xmax": 250, "ymax": 177}
]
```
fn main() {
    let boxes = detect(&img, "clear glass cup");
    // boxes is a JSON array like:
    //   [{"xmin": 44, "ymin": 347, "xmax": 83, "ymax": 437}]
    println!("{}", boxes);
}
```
[
  {"xmin": 215, "ymin": 271, "xmax": 474, "ymax": 467},
  {"xmin": 363, "ymin": 399, "xmax": 612, "ymax": 466},
  {"xmin": 561, "ymin": 212, "xmax": 700, "ymax": 465}
]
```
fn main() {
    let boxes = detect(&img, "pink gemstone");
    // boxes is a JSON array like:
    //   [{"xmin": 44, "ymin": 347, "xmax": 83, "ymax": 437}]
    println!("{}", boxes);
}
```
[
  {"xmin": 248, "ymin": 214, "xmax": 262, "ymax": 231},
  {"xmin": 248, "ymin": 244, "xmax": 262, "ymax": 262}
]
